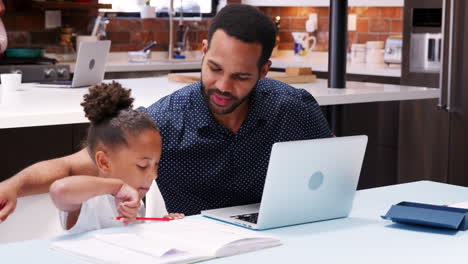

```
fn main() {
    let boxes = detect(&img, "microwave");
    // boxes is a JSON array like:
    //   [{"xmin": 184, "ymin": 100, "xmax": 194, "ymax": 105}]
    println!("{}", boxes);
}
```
[{"xmin": 409, "ymin": 33, "xmax": 442, "ymax": 73}]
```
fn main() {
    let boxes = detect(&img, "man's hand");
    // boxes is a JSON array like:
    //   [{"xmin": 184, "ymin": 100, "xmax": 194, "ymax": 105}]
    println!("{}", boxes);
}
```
[
  {"xmin": 114, "ymin": 184, "xmax": 140, "ymax": 225},
  {"xmin": 164, "ymin": 213, "xmax": 185, "ymax": 220},
  {"xmin": 0, "ymin": 182, "xmax": 18, "ymax": 223}
]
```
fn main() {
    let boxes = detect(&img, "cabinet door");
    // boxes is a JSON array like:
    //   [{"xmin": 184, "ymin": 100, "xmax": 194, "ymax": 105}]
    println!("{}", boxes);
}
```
[
  {"xmin": 72, "ymin": 123, "xmax": 90, "ymax": 152},
  {"xmin": 398, "ymin": 99, "xmax": 450, "ymax": 184},
  {"xmin": 447, "ymin": 1, "xmax": 468, "ymax": 186},
  {"xmin": 340, "ymin": 102, "xmax": 400, "ymax": 189},
  {"xmin": 0, "ymin": 125, "xmax": 74, "ymax": 181}
]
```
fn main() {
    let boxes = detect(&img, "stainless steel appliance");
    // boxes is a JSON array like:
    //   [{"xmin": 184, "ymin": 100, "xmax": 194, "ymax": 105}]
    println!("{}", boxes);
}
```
[
  {"xmin": 384, "ymin": 35, "xmax": 403, "ymax": 65},
  {"xmin": 0, "ymin": 64, "xmax": 70, "ymax": 83},
  {"xmin": 399, "ymin": 0, "xmax": 468, "ymax": 186},
  {"xmin": 409, "ymin": 33, "xmax": 441, "ymax": 72}
]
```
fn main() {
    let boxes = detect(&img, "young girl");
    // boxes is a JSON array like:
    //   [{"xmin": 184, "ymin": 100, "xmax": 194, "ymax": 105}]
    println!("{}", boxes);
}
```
[{"xmin": 49, "ymin": 81, "xmax": 183, "ymax": 233}]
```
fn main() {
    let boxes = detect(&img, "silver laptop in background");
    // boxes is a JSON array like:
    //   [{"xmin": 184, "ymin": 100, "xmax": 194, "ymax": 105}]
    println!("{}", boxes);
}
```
[
  {"xmin": 36, "ymin": 40, "xmax": 111, "ymax": 88},
  {"xmin": 201, "ymin": 135, "xmax": 368, "ymax": 230}
]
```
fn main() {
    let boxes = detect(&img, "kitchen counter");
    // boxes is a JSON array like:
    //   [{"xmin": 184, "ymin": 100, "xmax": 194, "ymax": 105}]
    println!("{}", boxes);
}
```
[
  {"xmin": 58, "ymin": 52, "xmax": 203, "ymax": 73},
  {"xmin": 0, "ymin": 76, "xmax": 438, "ymax": 129},
  {"xmin": 62, "ymin": 51, "xmax": 400, "ymax": 77},
  {"xmin": 270, "ymin": 51, "xmax": 401, "ymax": 77}
]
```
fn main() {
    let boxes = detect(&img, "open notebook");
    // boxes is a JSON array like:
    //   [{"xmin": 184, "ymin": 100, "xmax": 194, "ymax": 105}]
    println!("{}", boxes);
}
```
[{"xmin": 50, "ymin": 218, "xmax": 281, "ymax": 264}]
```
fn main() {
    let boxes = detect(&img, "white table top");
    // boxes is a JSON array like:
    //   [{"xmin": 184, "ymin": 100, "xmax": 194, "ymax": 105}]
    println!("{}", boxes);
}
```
[
  {"xmin": 1, "ymin": 181, "xmax": 467, "ymax": 264},
  {"xmin": 0, "ymin": 77, "xmax": 439, "ymax": 129}
]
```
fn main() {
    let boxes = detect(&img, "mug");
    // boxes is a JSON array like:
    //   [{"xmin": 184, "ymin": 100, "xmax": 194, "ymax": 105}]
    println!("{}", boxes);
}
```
[
  {"xmin": 1, "ymin": 73, "xmax": 22, "ymax": 92},
  {"xmin": 292, "ymin": 32, "xmax": 316, "ymax": 56},
  {"xmin": 0, "ymin": 73, "xmax": 22, "ymax": 104}
]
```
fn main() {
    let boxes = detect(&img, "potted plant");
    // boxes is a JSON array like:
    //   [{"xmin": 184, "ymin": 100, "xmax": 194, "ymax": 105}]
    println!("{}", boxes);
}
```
[{"xmin": 140, "ymin": 0, "xmax": 156, "ymax": 19}]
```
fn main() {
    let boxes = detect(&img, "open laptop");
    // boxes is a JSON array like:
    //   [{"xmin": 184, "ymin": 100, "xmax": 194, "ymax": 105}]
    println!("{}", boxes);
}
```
[
  {"xmin": 201, "ymin": 135, "xmax": 368, "ymax": 230},
  {"xmin": 36, "ymin": 40, "xmax": 111, "ymax": 88}
]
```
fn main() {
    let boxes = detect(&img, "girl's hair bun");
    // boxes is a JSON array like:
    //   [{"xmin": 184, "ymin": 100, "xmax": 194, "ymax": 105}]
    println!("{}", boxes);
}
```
[{"xmin": 81, "ymin": 81, "xmax": 134, "ymax": 125}]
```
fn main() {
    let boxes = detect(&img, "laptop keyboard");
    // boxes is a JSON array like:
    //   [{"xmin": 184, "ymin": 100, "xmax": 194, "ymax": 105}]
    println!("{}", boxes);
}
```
[{"xmin": 231, "ymin": 213, "xmax": 259, "ymax": 224}]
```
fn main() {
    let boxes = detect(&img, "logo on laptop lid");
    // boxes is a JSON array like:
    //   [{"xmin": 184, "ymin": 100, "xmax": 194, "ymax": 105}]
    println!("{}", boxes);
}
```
[
  {"xmin": 89, "ymin": 59, "xmax": 95, "ymax": 70},
  {"xmin": 308, "ymin": 171, "xmax": 324, "ymax": 190}
]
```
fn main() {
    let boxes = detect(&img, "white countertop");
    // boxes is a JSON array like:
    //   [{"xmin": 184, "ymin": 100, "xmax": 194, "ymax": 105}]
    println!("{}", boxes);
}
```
[
  {"xmin": 0, "ymin": 76, "xmax": 438, "ymax": 129},
  {"xmin": 62, "ymin": 51, "xmax": 400, "ymax": 77},
  {"xmin": 270, "ymin": 51, "xmax": 401, "ymax": 77},
  {"xmin": 60, "ymin": 52, "xmax": 203, "ymax": 73}
]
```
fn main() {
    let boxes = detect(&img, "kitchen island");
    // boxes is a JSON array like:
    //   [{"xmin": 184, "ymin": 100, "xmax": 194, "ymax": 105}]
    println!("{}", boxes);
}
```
[
  {"xmin": 0, "ymin": 76, "xmax": 438, "ymax": 188},
  {"xmin": 0, "ymin": 76, "xmax": 436, "ymax": 129}
]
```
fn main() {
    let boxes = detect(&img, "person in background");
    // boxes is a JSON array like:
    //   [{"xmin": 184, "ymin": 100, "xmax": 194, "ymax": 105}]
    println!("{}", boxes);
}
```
[
  {"xmin": 49, "ymin": 82, "xmax": 183, "ymax": 233},
  {"xmin": 0, "ymin": 4, "xmax": 333, "ymax": 222},
  {"xmin": 0, "ymin": 0, "xmax": 7, "ymax": 54},
  {"xmin": 0, "ymin": 0, "xmax": 5, "ymax": 16}
]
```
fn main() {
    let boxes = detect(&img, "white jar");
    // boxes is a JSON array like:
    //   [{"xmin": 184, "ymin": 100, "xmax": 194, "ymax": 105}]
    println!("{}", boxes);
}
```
[
  {"xmin": 350, "ymin": 44, "xmax": 366, "ymax": 64},
  {"xmin": 366, "ymin": 41, "xmax": 385, "ymax": 64},
  {"xmin": 140, "ymin": 5, "xmax": 156, "ymax": 19}
]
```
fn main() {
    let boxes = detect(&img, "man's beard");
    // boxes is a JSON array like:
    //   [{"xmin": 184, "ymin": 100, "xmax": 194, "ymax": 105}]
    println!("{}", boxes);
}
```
[{"xmin": 201, "ymin": 76, "xmax": 256, "ymax": 115}]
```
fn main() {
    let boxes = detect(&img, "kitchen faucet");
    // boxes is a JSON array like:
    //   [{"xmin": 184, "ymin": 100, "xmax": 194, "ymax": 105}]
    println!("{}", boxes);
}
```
[
  {"xmin": 168, "ymin": 0, "xmax": 174, "ymax": 61},
  {"xmin": 168, "ymin": 0, "xmax": 196, "ymax": 60}
]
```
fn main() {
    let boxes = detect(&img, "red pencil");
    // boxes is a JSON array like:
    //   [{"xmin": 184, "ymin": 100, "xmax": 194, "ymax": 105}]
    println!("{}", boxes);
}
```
[{"xmin": 113, "ymin": 217, "xmax": 171, "ymax": 221}]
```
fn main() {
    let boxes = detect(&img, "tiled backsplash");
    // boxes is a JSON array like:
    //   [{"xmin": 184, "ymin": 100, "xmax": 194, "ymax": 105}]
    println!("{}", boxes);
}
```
[
  {"xmin": 259, "ymin": 6, "xmax": 403, "ymax": 51},
  {"xmin": 4, "ymin": 4, "xmax": 402, "ymax": 53},
  {"xmin": 4, "ymin": 9, "xmax": 92, "ymax": 53},
  {"xmin": 4, "ymin": 12, "xmax": 211, "ymax": 53},
  {"xmin": 105, "ymin": 18, "xmax": 211, "ymax": 52}
]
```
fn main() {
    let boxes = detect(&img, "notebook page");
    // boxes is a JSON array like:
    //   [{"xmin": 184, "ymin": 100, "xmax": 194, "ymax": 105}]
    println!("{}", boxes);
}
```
[
  {"xmin": 133, "ymin": 218, "xmax": 279, "ymax": 256},
  {"xmin": 94, "ymin": 233, "xmax": 185, "ymax": 257},
  {"xmin": 450, "ymin": 202, "xmax": 468, "ymax": 209},
  {"xmin": 51, "ymin": 236, "xmax": 210, "ymax": 264},
  {"xmin": 50, "ymin": 237, "xmax": 159, "ymax": 264},
  {"xmin": 217, "ymin": 238, "xmax": 282, "ymax": 257},
  {"xmin": 132, "ymin": 220, "xmax": 216, "ymax": 256},
  {"xmin": 51, "ymin": 219, "xmax": 280, "ymax": 263}
]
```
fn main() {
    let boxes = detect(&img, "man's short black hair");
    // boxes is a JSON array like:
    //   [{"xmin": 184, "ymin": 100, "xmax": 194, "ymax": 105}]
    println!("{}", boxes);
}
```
[{"xmin": 207, "ymin": 4, "xmax": 276, "ymax": 68}]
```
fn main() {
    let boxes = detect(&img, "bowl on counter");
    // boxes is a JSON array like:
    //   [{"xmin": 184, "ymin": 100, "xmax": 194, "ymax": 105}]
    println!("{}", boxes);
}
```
[{"xmin": 128, "ymin": 50, "xmax": 151, "ymax": 63}]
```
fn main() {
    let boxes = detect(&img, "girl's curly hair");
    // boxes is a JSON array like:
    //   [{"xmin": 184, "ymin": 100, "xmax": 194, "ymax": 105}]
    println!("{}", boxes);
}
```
[{"xmin": 80, "ymin": 81, "xmax": 158, "ymax": 160}]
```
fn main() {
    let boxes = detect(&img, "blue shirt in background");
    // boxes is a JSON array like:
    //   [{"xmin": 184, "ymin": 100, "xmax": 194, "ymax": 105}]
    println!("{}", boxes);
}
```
[{"xmin": 139, "ymin": 78, "xmax": 333, "ymax": 215}]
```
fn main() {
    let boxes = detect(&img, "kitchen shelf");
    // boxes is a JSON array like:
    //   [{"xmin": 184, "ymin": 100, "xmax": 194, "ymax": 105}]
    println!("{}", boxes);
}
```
[
  {"xmin": 31, "ymin": 1, "xmax": 112, "ymax": 10},
  {"xmin": 242, "ymin": 0, "xmax": 403, "ymax": 7}
]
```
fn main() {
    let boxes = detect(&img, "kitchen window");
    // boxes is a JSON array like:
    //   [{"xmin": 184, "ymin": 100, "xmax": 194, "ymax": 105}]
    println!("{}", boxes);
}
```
[{"xmin": 98, "ymin": 0, "xmax": 218, "ymax": 18}]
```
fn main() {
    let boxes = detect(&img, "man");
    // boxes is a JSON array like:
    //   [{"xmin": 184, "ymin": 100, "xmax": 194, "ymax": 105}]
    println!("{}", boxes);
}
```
[{"xmin": 0, "ymin": 4, "xmax": 332, "ymax": 222}]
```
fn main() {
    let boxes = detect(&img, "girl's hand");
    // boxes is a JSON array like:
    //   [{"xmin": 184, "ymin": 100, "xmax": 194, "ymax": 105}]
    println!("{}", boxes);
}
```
[
  {"xmin": 114, "ymin": 184, "xmax": 140, "ymax": 225},
  {"xmin": 164, "ymin": 213, "xmax": 185, "ymax": 220},
  {"xmin": 0, "ymin": 184, "xmax": 17, "ymax": 224}
]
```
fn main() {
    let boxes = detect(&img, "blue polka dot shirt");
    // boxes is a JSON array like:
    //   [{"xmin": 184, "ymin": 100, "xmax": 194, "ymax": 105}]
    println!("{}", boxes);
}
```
[{"xmin": 139, "ymin": 78, "xmax": 333, "ymax": 215}]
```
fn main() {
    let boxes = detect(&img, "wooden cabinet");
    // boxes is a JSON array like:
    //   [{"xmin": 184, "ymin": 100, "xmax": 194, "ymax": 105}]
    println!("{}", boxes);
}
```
[
  {"xmin": 0, "ymin": 124, "xmax": 89, "ymax": 182},
  {"xmin": 339, "ymin": 102, "xmax": 400, "ymax": 189}
]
